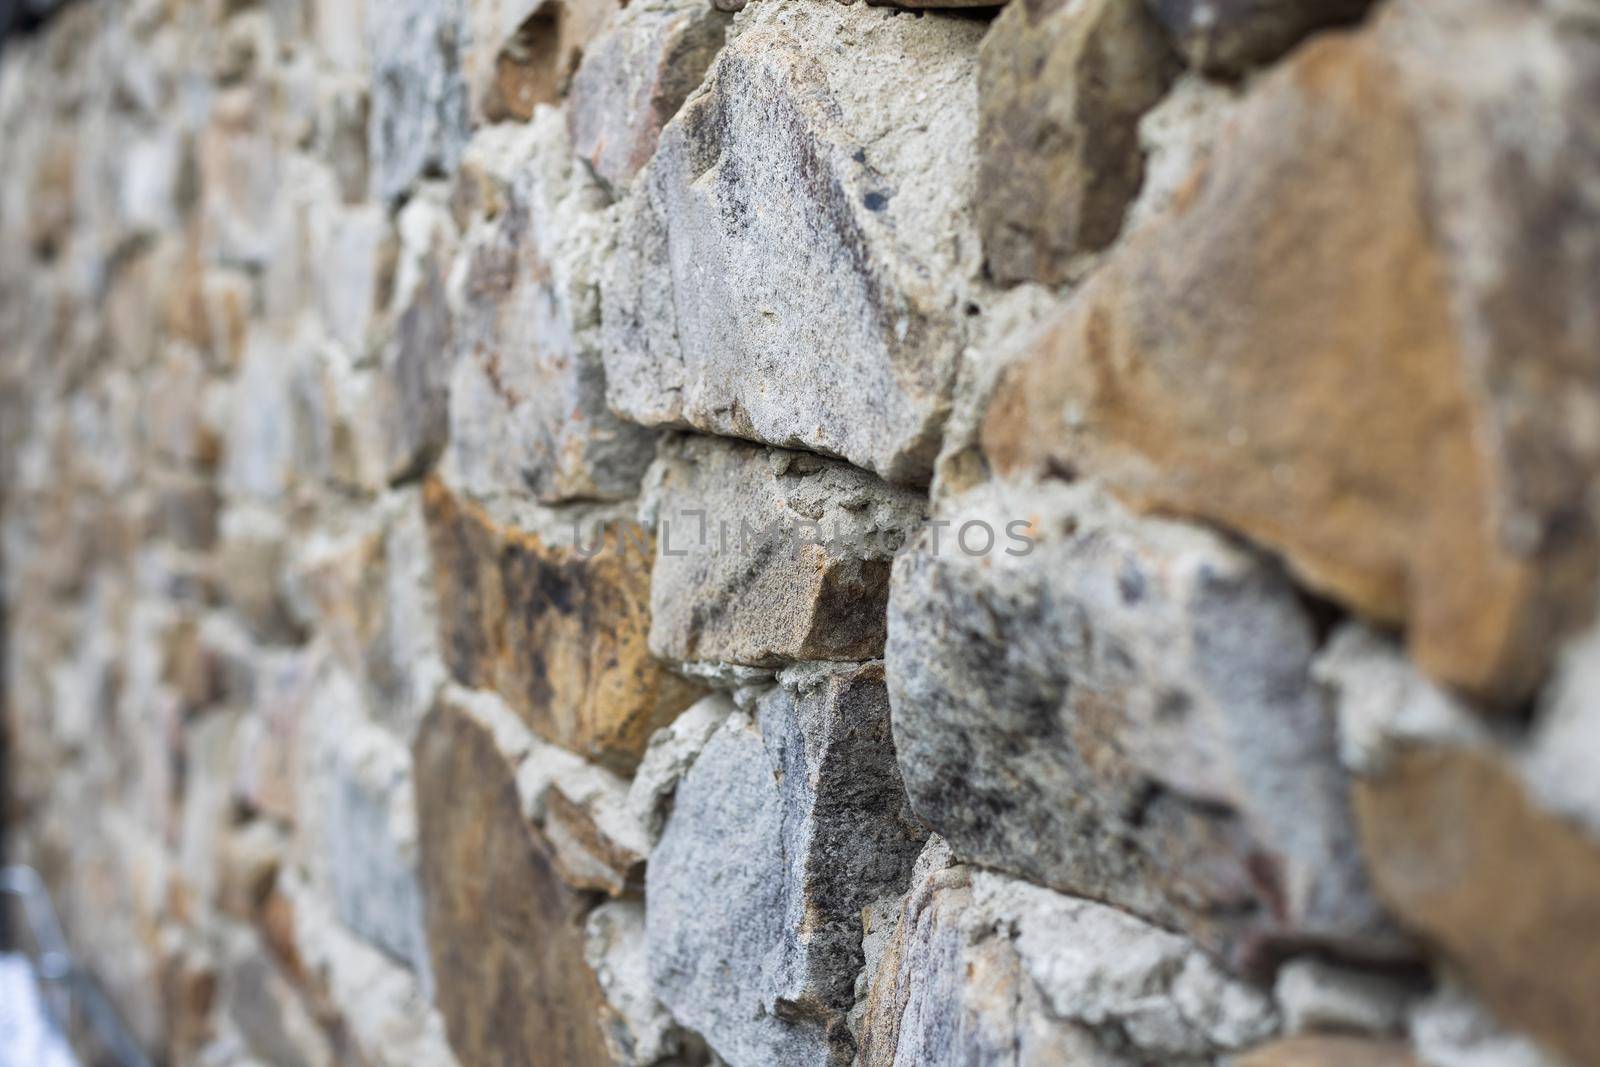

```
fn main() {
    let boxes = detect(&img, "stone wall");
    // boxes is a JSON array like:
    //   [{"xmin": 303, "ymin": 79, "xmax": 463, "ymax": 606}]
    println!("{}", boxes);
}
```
[{"xmin": 2, "ymin": 0, "xmax": 1599, "ymax": 1065}]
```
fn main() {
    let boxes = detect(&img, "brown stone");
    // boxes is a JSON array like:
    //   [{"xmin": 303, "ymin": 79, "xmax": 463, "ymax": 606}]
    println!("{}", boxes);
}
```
[
  {"xmin": 1356, "ymin": 744, "xmax": 1600, "ymax": 1067},
  {"xmin": 422, "ymin": 476, "xmax": 702, "ymax": 772},
  {"xmin": 982, "ymin": 4, "xmax": 1600, "ymax": 704},
  {"xmin": 413, "ymin": 694, "xmax": 612, "ymax": 1067},
  {"xmin": 978, "ymin": 0, "xmax": 1179, "ymax": 284},
  {"xmin": 1234, "ymin": 1036, "xmax": 1418, "ymax": 1067}
]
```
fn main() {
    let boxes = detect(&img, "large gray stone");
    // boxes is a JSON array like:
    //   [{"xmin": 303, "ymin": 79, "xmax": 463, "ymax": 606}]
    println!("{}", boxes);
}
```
[
  {"xmin": 600, "ymin": 0, "xmax": 986, "ymax": 485},
  {"xmin": 566, "ymin": 0, "xmax": 730, "ymax": 193},
  {"xmin": 646, "ymin": 662, "xmax": 926, "ymax": 1067},
  {"xmin": 857, "ymin": 837, "xmax": 1280, "ymax": 1066},
  {"xmin": 886, "ymin": 479, "xmax": 1401, "ymax": 973},
  {"xmin": 446, "ymin": 112, "xmax": 656, "ymax": 505},
  {"xmin": 368, "ymin": 0, "xmax": 470, "ymax": 201},
  {"xmin": 644, "ymin": 434, "xmax": 926, "ymax": 668}
]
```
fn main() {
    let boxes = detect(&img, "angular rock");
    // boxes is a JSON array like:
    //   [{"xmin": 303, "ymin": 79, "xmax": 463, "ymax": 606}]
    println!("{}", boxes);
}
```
[
  {"xmin": 367, "ymin": 0, "xmax": 470, "ymax": 201},
  {"xmin": 857, "ymin": 837, "xmax": 1280, "ymax": 1066},
  {"xmin": 566, "ymin": 0, "xmax": 730, "ymax": 192},
  {"xmin": 982, "ymin": 2, "xmax": 1600, "ymax": 704},
  {"xmin": 1319, "ymin": 626, "xmax": 1600, "ymax": 1067},
  {"xmin": 422, "ymin": 476, "xmax": 702, "ymax": 772},
  {"xmin": 646, "ymin": 663, "xmax": 926, "ymax": 1067},
  {"xmin": 1233, "ymin": 1036, "xmax": 1418, "ymax": 1067},
  {"xmin": 601, "ymin": 0, "xmax": 986, "ymax": 484},
  {"xmin": 413, "ymin": 692, "xmax": 613, "ymax": 1067},
  {"xmin": 886, "ymin": 480, "xmax": 1400, "ymax": 972},
  {"xmin": 978, "ymin": 0, "xmax": 1179, "ymax": 284},
  {"xmin": 644, "ymin": 435, "xmax": 926, "ymax": 668},
  {"xmin": 463, "ymin": 0, "xmax": 621, "ymax": 121},
  {"xmin": 1145, "ymin": 0, "xmax": 1372, "ymax": 77},
  {"xmin": 446, "ymin": 112, "xmax": 656, "ymax": 505}
]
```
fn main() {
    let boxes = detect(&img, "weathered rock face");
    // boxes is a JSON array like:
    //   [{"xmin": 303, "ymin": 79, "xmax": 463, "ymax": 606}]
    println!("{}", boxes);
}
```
[
  {"xmin": 1318, "ymin": 626, "xmax": 1600, "ymax": 1067},
  {"xmin": 646, "ymin": 663, "xmax": 926, "ymax": 1067},
  {"xmin": 856, "ymin": 837, "xmax": 1280, "ymax": 1066},
  {"xmin": 413, "ymin": 691, "xmax": 613, "ymax": 1067},
  {"xmin": 422, "ymin": 476, "xmax": 702, "ymax": 772},
  {"xmin": 977, "ymin": 0, "xmax": 1179, "ymax": 284},
  {"xmin": 886, "ymin": 481, "xmax": 1399, "ymax": 971},
  {"xmin": 600, "ymin": 0, "xmax": 986, "ymax": 485},
  {"xmin": 566, "ymin": 0, "xmax": 730, "ymax": 193},
  {"xmin": 1144, "ymin": 0, "xmax": 1373, "ymax": 76},
  {"xmin": 983, "ymin": 0, "xmax": 1600, "ymax": 705},
  {"xmin": 644, "ymin": 435, "xmax": 926, "ymax": 667},
  {"xmin": 446, "ymin": 111, "xmax": 657, "ymax": 505}
]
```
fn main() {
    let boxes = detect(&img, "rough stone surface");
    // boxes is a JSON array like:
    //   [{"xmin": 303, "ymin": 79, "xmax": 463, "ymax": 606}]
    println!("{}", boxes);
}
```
[
  {"xmin": 566, "ymin": 0, "xmax": 730, "ymax": 193},
  {"xmin": 413, "ymin": 691, "xmax": 613, "ymax": 1067},
  {"xmin": 977, "ymin": 0, "xmax": 1179, "ymax": 284},
  {"xmin": 646, "ymin": 663, "xmax": 927, "ymax": 1067},
  {"xmin": 446, "ymin": 111, "xmax": 657, "ymax": 505},
  {"xmin": 887, "ymin": 480, "xmax": 1400, "ymax": 972},
  {"xmin": 1145, "ymin": 0, "xmax": 1373, "ymax": 76},
  {"xmin": 644, "ymin": 435, "xmax": 926, "ymax": 667},
  {"xmin": 422, "ymin": 476, "xmax": 703, "ymax": 772},
  {"xmin": 982, "ymin": 1, "xmax": 1600, "ymax": 705},
  {"xmin": 856, "ymin": 837, "xmax": 1280, "ymax": 1066},
  {"xmin": 600, "ymin": 0, "xmax": 986, "ymax": 484},
  {"xmin": 1272, "ymin": 958, "xmax": 1415, "ymax": 1037}
]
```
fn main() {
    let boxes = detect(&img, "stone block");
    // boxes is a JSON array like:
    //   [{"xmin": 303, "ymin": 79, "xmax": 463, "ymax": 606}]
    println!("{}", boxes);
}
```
[
  {"xmin": 646, "ymin": 663, "xmax": 926, "ymax": 1067},
  {"xmin": 978, "ymin": 0, "xmax": 1179, "ymax": 284},
  {"xmin": 886, "ymin": 480, "xmax": 1400, "ymax": 972},
  {"xmin": 600, "ymin": 0, "xmax": 986, "ymax": 484},
  {"xmin": 1146, "ymin": 0, "xmax": 1372, "ymax": 76},
  {"xmin": 644, "ymin": 435, "xmax": 926, "ymax": 668},
  {"xmin": 413, "ymin": 692, "xmax": 613, "ymax": 1067},
  {"xmin": 566, "ymin": 0, "xmax": 729, "ymax": 192},
  {"xmin": 422, "ymin": 476, "xmax": 702, "ymax": 772},
  {"xmin": 446, "ymin": 111, "xmax": 656, "ymax": 505}
]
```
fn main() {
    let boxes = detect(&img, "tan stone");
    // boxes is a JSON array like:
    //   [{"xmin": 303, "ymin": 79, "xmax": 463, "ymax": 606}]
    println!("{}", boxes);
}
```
[
  {"xmin": 1234, "ymin": 1036, "xmax": 1418, "ymax": 1067},
  {"xmin": 1355, "ymin": 744, "xmax": 1600, "ymax": 1067},
  {"xmin": 982, "ymin": 4, "xmax": 1600, "ymax": 704},
  {"xmin": 422, "ymin": 477, "xmax": 702, "ymax": 772},
  {"xmin": 977, "ymin": 0, "xmax": 1178, "ymax": 284},
  {"xmin": 413, "ymin": 694, "xmax": 613, "ymax": 1067}
]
